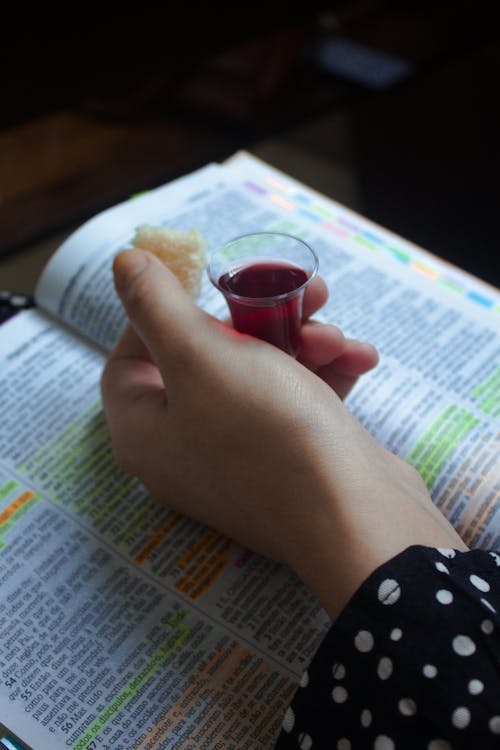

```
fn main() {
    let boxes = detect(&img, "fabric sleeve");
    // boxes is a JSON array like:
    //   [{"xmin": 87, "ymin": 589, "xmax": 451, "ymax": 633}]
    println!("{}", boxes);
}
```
[{"xmin": 275, "ymin": 545, "xmax": 500, "ymax": 749}]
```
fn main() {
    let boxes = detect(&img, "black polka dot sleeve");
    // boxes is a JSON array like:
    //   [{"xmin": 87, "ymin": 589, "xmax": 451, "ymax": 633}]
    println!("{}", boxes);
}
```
[{"xmin": 275, "ymin": 545, "xmax": 500, "ymax": 749}]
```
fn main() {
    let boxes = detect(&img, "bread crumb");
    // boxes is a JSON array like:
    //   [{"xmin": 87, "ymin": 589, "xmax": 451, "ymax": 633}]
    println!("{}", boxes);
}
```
[{"xmin": 131, "ymin": 225, "xmax": 206, "ymax": 299}]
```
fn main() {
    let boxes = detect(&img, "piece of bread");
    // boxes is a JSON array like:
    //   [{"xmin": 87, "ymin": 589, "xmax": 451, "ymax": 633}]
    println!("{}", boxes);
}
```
[{"xmin": 131, "ymin": 224, "xmax": 206, "ymax": 299}]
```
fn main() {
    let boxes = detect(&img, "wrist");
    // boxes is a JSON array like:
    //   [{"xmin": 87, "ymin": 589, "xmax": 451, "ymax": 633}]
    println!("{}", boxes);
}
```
[{"xmin": 284, "ymin": 440, "xmax": 468, "ymax": 620}]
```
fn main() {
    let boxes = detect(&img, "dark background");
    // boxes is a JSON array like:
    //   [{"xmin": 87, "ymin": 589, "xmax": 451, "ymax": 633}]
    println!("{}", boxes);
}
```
[{"xmin": 2, "ymin": 1, "xmax": 499, "ymax": 287}]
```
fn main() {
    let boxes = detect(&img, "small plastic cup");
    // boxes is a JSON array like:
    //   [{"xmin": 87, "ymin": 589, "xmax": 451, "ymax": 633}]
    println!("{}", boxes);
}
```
[{"xmin": 208, "ymin": 232, "xmax": 318, "ymax": 357}]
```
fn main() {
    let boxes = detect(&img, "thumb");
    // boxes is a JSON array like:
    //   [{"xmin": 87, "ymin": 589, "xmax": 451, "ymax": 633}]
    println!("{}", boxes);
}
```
[{"xmin": 113, "ymin": 248, "xmax": 210, "ymax": 380}]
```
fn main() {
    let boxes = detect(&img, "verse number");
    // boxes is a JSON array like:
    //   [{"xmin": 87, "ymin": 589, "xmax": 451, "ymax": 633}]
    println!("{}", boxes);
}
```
[{"xmin": 4, "ymin": 677, "xmax": 16, "ymax": 688}]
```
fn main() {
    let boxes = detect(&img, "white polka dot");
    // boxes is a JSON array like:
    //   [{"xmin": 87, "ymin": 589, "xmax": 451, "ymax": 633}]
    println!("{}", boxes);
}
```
[
  {"xmin": 435, "ymin": 562, "xmax": 450, "ymax": 574},
  {"xmin": 423, "ymin": 664, "xmax": 438, "ymax": 678},
  {"xmin": 452, "ymin": 634, "xmax": 476, "ymax": 656},
  {"xmin": 436, "ymin": 589, "xmax": 453, "ymax": 604},
  {"xmin": 452, "ymin": 706, "xmax": 471, "ymax": 729},
  {"xmin": 378, "ymin": 578, "xmax": 401, "ymax": 605},
  {"xmin": 481, "ymin": 597, "xmax": 497, "ymax": 613},
  {"xmin": 427, "ymin": 740, "xmax": 452, "ymax": 750},
  {"xmin": 470, "ymin": 574, "xmax": 490, "ymax": 592},
  {"xmin": 360, "ymin": 708, "xmax": 372, "ymax": 727},
  {"xmin": 374, "ymin": 736, "xmax": 395, "ymax": 750},
  {"xmin": 390, "ymin": 628, "xmax": 403, "ymax": 641},
  {"xmin": 282, "ymin": 706, "xmax": 294, "ymax": 733},
  {"xmin": 337, "ymin": 740, "xmax": 351, "ymax": 750},
  {"xmin": 332, "ymin": 686, "xmax": 348, "ymax": 703},
  {"xmin": 468, "ymin": 679, "xmax": 484, "ymax": 695},
  {"xmin": 354, "ymin": 630, "xmax": 374, "ymax": 652},
  {"xmin": 299, "ymin": 670, "xmax": 309, "ymax": 688},
  {"xmin": 298, "ymin": 733, "xmax": 313, "ymax": 750},
  {"xmin": 489, "ymin": 552, "xmax": 500, "ymax": 566},
  {"xmin": 437, "ymin": 547, "xmax": 456, "ymax": 558},
  {"xmin": 399, "ymin": 698, "xmax": 417, "ymax": 716},
  {"xmin": 481, "ymin": 619, "xmax": 494, "ymax": 634},
  {"xmin": 489, "ymin": 716, "xmax": 500, "ymax": 734},
  {"xmin": 377, "ymin": 657, "xmax": 393, "ymax": 680},
  {"xmin": 332, "ymin": 662, "xmax": 346, "ymax": 679}
]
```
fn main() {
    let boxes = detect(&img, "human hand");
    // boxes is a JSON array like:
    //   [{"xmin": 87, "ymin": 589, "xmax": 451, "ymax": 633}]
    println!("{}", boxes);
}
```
[{"xmin": 101, "ymin": 249, "xmax": 467, "ymax": 619}]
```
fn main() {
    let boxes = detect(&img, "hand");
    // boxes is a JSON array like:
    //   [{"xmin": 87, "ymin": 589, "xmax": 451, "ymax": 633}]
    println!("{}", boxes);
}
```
[{"xmin": 101, "ymin": 250, "xmax": 467, "ymax": 619}]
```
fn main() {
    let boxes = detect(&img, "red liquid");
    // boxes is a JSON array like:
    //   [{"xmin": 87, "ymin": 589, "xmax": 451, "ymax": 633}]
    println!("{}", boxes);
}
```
[{"xmin": 218, "ymin": 261, "xmax": 309, "ymax": 355}]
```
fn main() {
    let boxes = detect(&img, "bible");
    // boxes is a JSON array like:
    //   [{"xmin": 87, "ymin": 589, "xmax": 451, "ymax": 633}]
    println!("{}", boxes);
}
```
[{"xmin": 1, "ymin": 151, "xmax": 499, "ymax": 750}]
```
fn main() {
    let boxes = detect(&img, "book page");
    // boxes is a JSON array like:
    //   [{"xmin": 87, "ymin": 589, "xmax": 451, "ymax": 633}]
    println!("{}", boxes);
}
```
[
  {"xmin": 37, "ymin": 149, "xmax": 500, "ymax": 546},
  {"xmin": 34, "ymin": 164, "xmax": 224, "ymax": 352},
  {"xmin": 0, "ymin": 311, "xmax": 329, "ymax": 750}
]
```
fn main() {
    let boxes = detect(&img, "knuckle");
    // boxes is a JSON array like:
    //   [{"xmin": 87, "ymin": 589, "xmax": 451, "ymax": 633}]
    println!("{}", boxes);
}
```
[
  {"xmin": 122, "ymin": 269, "xmax": 151, "ymax": 315},
  {"xmin": 111, "ymin": 439, "xmax": 138, "ymax": 477}
]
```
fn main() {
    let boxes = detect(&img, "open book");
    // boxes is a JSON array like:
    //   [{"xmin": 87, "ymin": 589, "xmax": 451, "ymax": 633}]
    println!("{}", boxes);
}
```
[{"xmin": 1, "ymin": 151, "xmax": 499, "ymax": 750}]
